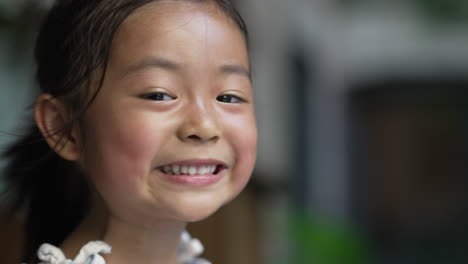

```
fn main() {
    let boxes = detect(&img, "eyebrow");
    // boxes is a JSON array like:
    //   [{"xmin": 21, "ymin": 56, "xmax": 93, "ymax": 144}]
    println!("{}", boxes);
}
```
[
  {"xmin": 120, "ymin": 57, "xmax": 181, "ymax": 78},
  {"xmin": 220, "ymin": 64, "xmax": 252, "ymax": 81},
  {"xmin": 120, "ymin": 56, "xmax": 251, "ymax": 80}
]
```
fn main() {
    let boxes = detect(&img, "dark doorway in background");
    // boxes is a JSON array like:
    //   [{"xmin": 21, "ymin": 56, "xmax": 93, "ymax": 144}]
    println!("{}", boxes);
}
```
[{"xmin": 348, "ymin": 79, "xmax": 468, "ymax": 264}]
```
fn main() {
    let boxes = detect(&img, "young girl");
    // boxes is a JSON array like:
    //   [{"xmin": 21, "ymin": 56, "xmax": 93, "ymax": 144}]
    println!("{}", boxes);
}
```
[{"xmin": 2, "ymin": 0, "xmax": 257, "ymax": 263}]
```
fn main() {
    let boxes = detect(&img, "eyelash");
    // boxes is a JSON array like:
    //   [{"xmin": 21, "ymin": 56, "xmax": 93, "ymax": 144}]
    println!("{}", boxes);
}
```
[
  {"xmin": 140, "ymin": 92, "xmax": 245, "ymax": 103},
  {"xmin": 141, "ymin": 92, "xmax": 175, "ymax": 101},
  {"xmin": 216, "ymin": 94, "xmax": 244, "ymax": 104}
]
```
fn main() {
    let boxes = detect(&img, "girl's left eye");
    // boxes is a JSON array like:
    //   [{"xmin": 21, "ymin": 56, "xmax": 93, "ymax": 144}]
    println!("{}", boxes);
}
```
[
  {"xmin": 216, "ymin": 94, "xmax": 244, "ymax": 104},
  {"xmin": 141, "ymin": 92, "xmax": 175, "ymax": 101}
]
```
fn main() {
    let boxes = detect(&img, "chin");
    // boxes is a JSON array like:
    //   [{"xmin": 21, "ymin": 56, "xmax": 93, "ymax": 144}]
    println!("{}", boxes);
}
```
[
  {"xmin": 174, "ymin": 202, "xmax": 224, "ymax": 223},
  {"xmin": 161, "ymin": 193, "xmax": 230, "ymax": 223},
  {"xmin": 155, "ymin": 183, "xmax": 243, "ymax": 223}
]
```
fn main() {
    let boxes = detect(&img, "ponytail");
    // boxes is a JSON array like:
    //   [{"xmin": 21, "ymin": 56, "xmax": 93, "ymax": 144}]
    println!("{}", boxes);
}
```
[{"xmin": 1, "ymin": 122, "xmax": 90, "ymax": 263}]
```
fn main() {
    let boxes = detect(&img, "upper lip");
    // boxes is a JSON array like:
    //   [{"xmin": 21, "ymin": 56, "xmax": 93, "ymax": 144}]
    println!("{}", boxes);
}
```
[{"xmin": 157, "ymin": 159, "xmax": 228, "ymax": 168}]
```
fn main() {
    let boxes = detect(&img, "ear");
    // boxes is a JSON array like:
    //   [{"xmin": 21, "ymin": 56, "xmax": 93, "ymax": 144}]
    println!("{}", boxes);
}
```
[{"xmin": 34, "ymin": 94, "xmax": 81, "ymax": 161}]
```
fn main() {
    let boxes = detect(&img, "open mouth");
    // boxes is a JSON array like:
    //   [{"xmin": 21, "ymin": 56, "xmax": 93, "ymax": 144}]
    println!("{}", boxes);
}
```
[{"xmin": 158, "ymin": 164, "xmax": 225, "ymax": 175}]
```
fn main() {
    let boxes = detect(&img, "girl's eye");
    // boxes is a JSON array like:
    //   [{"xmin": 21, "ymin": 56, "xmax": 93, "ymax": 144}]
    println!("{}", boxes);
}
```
[
  {"xmin": 141, "ymin": 92, "xmax": 175, "ymax": 101},
  {"xmin": 216, "ymin": 94, "xmax": 243, "ymax": 104}
]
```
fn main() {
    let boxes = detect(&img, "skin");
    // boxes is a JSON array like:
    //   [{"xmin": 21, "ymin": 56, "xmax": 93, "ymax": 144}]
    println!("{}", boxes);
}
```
[{"xmin": 35, "ymin": 1, "xmax": 257, "ymax": 264}]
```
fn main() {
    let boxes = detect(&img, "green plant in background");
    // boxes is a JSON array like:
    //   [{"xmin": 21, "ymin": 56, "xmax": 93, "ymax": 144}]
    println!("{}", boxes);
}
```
[
  {"xmin": 289, "ymin": 210, "xmax": 370, "ymax": 264},
  {"xmin": 411, "ymin": 0, "xmax": 468, "ymax": 22},
  {"xmin": 344, "ymin": 0, "xmax": 468, "ymax": 22}
]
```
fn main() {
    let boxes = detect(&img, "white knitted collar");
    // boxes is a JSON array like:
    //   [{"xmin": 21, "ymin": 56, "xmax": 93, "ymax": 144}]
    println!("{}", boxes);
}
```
[{"xmin": 35, "ymin": 231, "xmax": 211, "ymax": 264}]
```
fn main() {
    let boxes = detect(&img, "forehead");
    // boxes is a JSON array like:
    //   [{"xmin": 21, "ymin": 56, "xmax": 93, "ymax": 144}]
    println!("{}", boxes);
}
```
[
  {"xmin": 123, "ymin": 0, "xmax": 233, "ymax": 29},
  {"xmin": 108, "ymin": 1, "xmax": 248, "ymax": 69}
]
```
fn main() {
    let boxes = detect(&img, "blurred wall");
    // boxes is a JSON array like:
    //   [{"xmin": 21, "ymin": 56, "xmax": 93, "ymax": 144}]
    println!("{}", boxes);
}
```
[
  {"xmin": 0, "ymin": 1, "xmax": 39, "ymax": 191},
  {"xmin": 239, "ymin": 0, "xmax": 468, "ymax": 263}
]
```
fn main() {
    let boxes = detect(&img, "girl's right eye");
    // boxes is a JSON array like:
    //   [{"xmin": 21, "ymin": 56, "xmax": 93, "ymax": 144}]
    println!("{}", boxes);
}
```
[{"xmin": 141, "ymin": 92, "xmax": 175, "ymax": 101}]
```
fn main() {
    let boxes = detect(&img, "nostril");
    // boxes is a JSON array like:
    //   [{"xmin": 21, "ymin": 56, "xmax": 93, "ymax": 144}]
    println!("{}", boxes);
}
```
[
  {"xmin": 186, "ymin": 134, "xmax": 219, "ymax": 142},
  {"xmin": 188, "ymin": 135, "xmax": 202, "ymax": 140}
]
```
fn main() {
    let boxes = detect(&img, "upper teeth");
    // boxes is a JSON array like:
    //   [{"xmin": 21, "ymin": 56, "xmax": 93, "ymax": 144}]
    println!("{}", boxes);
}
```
[{"xmin": 161, "ymin": 165, "xmax": 217, "ymax": 175}]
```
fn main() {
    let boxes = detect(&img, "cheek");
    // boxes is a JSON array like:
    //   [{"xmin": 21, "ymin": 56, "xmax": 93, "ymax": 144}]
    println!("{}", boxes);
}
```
[
  {"xmin": 82, "ymin": 113, "xmax": 162, "ymax": 189},
  {"xmin": 236, "ymin": 131, "xmax": 257, "ymax": 180},
  {"xmin": 228, "ymin": 116, "xmax": 257, "ymax": 189}
]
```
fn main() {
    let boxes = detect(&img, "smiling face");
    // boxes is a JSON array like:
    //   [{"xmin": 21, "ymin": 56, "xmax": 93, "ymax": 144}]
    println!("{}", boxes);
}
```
[{"xmin": 78, "ymin": 1, "xmax": 256, "ymax": 226}]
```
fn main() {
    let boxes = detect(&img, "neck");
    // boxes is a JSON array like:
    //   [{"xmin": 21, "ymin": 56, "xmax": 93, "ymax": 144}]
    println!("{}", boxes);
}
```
[
  {"xmin": 103, "ymin": 217, "xmax": 186, "ymax": 264},
  {"xmin": 60, "ymin": 197, "xmax": 107, "ymax": 258},
  {"xmin": 61, "ymin": 197, "xmax": 186, "ymax": 264}
]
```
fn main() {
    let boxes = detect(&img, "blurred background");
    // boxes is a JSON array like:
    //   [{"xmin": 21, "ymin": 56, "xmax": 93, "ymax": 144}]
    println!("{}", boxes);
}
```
[{"xmin": 1, "ymin": 0, "xmax": 468, "ymax": 263}]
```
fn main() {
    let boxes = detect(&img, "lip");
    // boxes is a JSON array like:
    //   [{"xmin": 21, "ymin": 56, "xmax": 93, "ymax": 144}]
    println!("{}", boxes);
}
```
[
  {"xmin": 157, "ymin": 159, "xmax": 228, "ymax": 168},
  {"xmin": 156, "ymin": 159, "xmax": 227, "ymax": 187}
]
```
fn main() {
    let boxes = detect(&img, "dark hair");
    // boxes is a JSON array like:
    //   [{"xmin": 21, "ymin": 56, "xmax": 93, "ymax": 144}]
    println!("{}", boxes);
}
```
[{"xmin": 1, "ymin": 0, "xmax": 248, "ymax": 262}]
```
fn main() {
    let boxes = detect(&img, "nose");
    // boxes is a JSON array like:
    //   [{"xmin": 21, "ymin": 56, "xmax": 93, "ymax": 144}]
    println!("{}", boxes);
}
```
[{"xmin": 177, "ymin": 101, "xmax": 220, "ymax": 143}]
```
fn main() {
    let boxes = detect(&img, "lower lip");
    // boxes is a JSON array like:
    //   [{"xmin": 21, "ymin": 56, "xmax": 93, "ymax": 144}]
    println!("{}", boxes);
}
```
[{"xmin": 159, "ymin": 169, "xmax": 225, "ymax": 186}]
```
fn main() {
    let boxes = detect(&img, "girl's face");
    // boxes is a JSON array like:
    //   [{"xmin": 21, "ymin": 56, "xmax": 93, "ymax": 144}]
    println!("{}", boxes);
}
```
[{"xmin": 79, "ymin": 1, "xmax": 256, "ymax": 226}]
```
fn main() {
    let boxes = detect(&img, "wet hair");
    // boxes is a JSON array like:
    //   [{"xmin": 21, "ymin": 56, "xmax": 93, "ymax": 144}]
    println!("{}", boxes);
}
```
[{"xmin": 1, "ymin": 0, "xmax": 248, "ymax": 262}]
